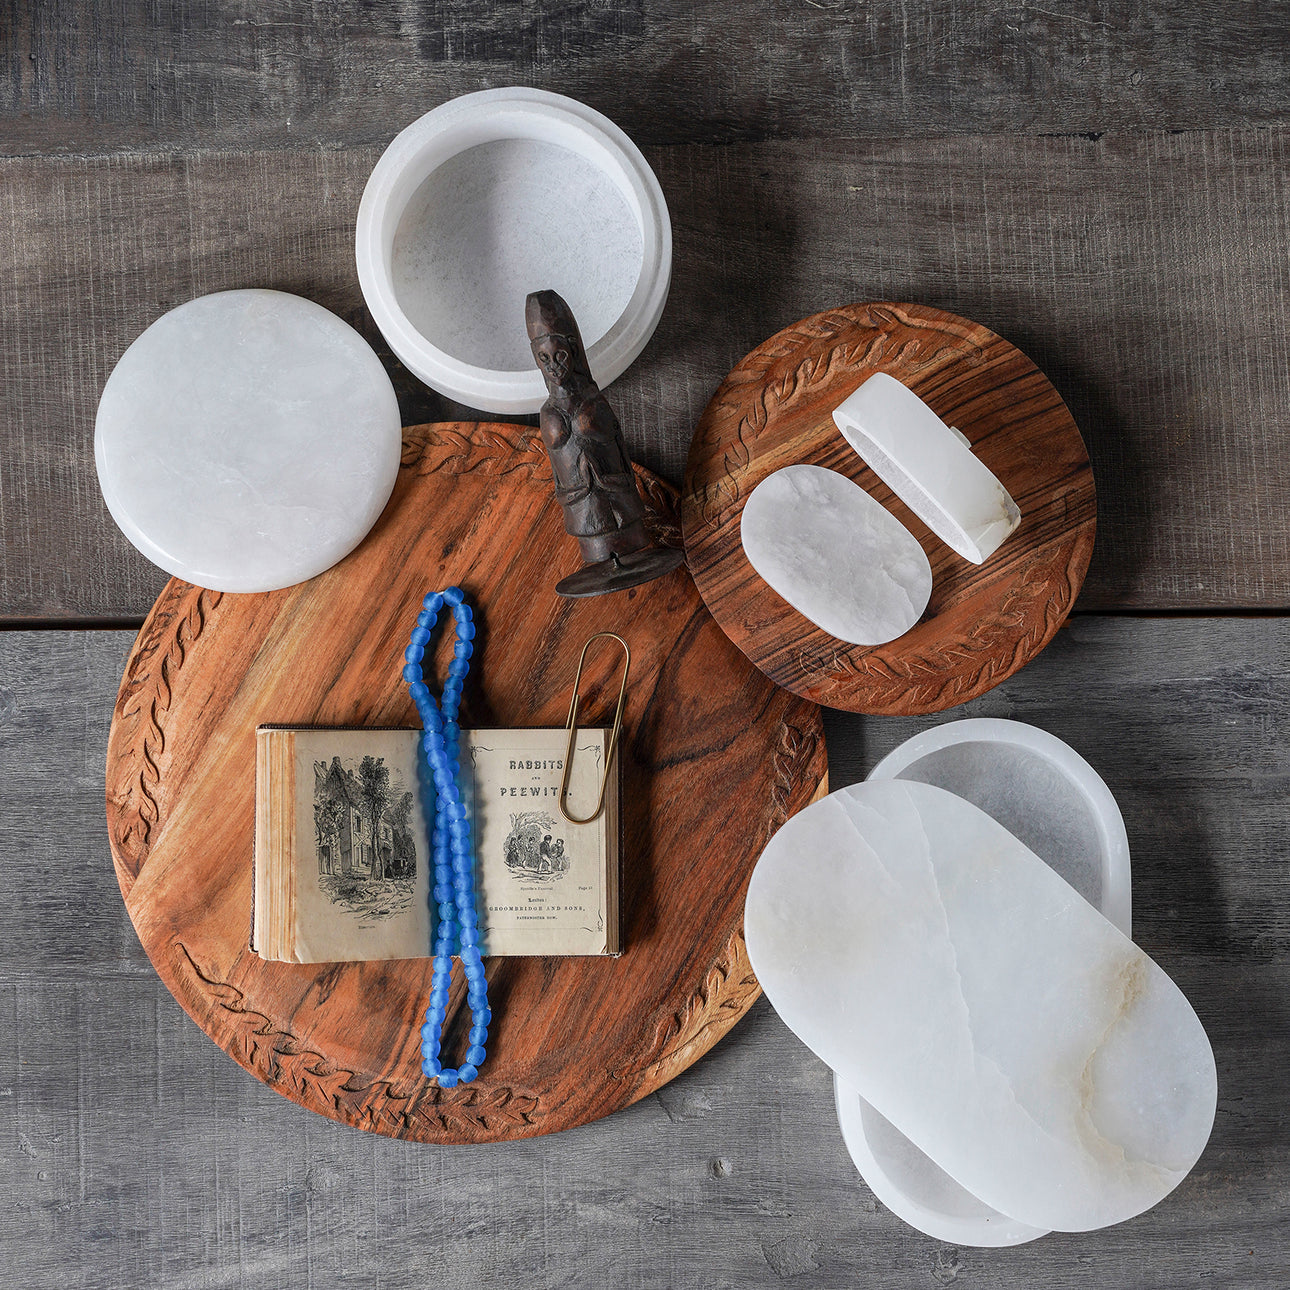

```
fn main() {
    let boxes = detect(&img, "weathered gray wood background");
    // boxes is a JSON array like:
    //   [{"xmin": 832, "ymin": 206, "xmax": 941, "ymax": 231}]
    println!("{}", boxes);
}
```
[{"xmin": 3, "ymin": 2, "xmax": 1288, "ymax": 1286}]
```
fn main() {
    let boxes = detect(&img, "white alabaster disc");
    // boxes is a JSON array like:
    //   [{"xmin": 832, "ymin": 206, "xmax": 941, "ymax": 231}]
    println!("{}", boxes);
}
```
[
  {"xmin": 95, "ymin": 290, "xmax": 402, "ymax": 593},
  {"xmin": 832, "ymin": 372, "xmax": 1021, "ymax": 564},
  {"xmin": 835, "ymin": 719, "xmax": 1134, "ymax": 1247},
  {"xmin": 746, "ymin": 780, "xmax": 1217, "ymax": 1233},
  {"xmin": 740, "ymin": 465, "xmax": 931, "ymax": 646}
]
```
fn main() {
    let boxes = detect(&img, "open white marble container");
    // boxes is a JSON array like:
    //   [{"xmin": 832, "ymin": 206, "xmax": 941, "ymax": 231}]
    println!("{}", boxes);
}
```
[
  {"xmin": 835, "ymin": 719, "xmax": 1132, "ymax": 1246},
  {"xmin": 356, "ymin": 88, "xmax": 671, "ymax": 414},
  {"xmin": 744, "ymin": 722, "xmax": 1216, "ymax": 1245}
]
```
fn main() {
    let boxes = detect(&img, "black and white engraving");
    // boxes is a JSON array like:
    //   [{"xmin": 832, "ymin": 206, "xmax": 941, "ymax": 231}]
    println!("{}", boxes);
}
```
[
  {"xmin": 503, "ymin": 810, "xmax": 573, "ymax": 882},
  {"xmin": 313, "ymin": 754, "xmax": 417, "ymax": 923}
]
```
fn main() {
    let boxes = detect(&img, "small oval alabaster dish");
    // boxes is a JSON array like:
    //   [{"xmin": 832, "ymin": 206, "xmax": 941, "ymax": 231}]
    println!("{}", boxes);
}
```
[
  {"xmin": 833, "ymin": 371, "xmax": 1021, "ymax": 564},
  {"xmin": 356, "ymin": 88, "xmax": 671, "ymax": 414},
  {"xmin": 94, "ymin": 289, "xmax": 402, "ymax": 594},
  {"xmin": 740, "ymin": 464, "xmax": 932, "ymax": 646}
]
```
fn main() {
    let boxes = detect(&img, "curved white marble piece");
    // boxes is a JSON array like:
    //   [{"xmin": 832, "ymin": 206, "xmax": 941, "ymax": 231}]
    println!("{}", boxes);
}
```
[
  {"xmin": 95, "ymin": 289, "xmax": 402, "ymax": 593},
  {"xmin": 746, "ymin": 780, "xmax": 1217, "ymax": 1233},
  {"xmin": 832, "ymin": 372, "xmax": 1020, "ymax": 564},
  {"xmin": 834, "ymin": 718, "xmax": 1135, "ymax": 1247},
  {"xmin": 740, "ymin": 464, "xmax": 931, "ymax": 646},
  {"xmin": 834, "ymin": 1083, "xmax": 1049, "ymax": 1247}
]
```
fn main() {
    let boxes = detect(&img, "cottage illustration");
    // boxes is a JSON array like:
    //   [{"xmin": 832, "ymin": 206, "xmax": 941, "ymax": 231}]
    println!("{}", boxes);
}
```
[{"xmin": 314, "ymin": 755, "xmax": 416, "ymax": 884}]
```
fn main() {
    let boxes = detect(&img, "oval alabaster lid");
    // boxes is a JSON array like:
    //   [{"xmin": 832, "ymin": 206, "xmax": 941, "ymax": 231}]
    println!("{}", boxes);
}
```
[{"xmin": 745, "ymin": 779, "xmax": 1217, "ymax": 1234}]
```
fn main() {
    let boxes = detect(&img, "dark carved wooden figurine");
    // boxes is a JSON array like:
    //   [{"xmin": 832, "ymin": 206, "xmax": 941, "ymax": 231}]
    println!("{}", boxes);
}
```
[{"xmin": 526, "ymin": 289, "xmax": 685, "ymax": 597}]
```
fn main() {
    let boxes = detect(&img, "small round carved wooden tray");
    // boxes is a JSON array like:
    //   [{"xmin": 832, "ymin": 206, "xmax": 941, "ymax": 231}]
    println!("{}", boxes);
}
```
[
  {"xmin": 681, "ymin": 303, "xmax": 1097, "ymax": 715},
  {"xmin": 106, "ymin": 423, "xmax": 826, "ymax": 1144}
]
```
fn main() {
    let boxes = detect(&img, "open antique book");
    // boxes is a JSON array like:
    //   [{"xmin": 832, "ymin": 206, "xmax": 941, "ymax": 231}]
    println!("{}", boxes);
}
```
[{"xmin": 253, "ymin": 726, "xmax": 620, "ymax": 963}]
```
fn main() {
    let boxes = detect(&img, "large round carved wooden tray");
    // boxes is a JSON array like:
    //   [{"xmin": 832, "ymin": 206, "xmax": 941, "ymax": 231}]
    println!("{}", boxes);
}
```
[
  {"xmin": 682, "ymin": 303, "xmax": 1097, "ymax": 715},
  {"xmin": 106, "ymin": 422, "xmax": 827, "ymax": 1143}
]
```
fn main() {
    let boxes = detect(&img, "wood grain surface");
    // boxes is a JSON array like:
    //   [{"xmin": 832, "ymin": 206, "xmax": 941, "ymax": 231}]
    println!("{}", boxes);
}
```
[
  {"xmin": 103, "ymin": 422, "xmax": 826, "ymax": 1143},
  {"xmin": 6, "ymin": 616, "xmax": 1289, "ymax": 1287},
  {"xmin": 682, "ymin": 302, "xmax": 1095, "ymax": 714},
  {"xmin": 6, "ymin": 2, "xmax": 1290, "ymax": 1285},
  {"xmin": 6, "ymin": 130, "xmax": 1290, "ymax": 619},
  {"xmin": 5, "ymin": 0, "xmax": 1287, "ymax": 153}
]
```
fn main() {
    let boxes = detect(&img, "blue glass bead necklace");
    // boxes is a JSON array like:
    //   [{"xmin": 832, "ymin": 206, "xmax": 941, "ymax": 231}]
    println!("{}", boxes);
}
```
[{"xmin": 402, "ymin": 586, "xmax": 490, "ymax": 1087}]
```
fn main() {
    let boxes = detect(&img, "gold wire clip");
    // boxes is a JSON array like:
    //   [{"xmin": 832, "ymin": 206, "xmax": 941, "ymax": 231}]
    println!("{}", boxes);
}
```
[{"xmin": 559, "ymin": 631, "xmax": 631, "ymax": 825}]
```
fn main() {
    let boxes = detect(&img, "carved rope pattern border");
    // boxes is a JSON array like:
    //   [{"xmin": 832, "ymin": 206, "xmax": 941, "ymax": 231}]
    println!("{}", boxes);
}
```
[
  {"xmin": 401, "ymin": 422, "xmax": 683, "ymax": 543},
  {"xmin": 692, "ymin": 303, "xmax": 981, "ymax": 529},
  {"xmin": 109, "ymin": 585, "xmax": 223, "ymax": 888},
  {"xmin": 173, "ymin": 943, "xmax": 544, "ymax": 1139},
  {"xmin": 635, "ymin": 715, "xmax": 821, "ymax": 1086}
]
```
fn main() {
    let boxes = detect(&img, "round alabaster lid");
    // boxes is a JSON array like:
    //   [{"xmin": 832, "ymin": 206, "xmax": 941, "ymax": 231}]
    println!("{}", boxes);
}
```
[
  {"xmin": 95, "ymin": 289, "xmax": 402, "ymax": 593},
  {"xmin": 356, "ymin": 87, "xmax": 671, "ymax": 414},
  {"xmin": 745, "ymin": 779, "xmax": 1217, "ymax": 1235}
]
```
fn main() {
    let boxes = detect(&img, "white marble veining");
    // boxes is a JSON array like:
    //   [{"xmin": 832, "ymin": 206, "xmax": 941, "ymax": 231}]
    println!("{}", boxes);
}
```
[
  {"xmin": 833, "ymin": 372, "xmax": 1021, "ymax": 564},
  {"xmin": 834, "ymin": 719, "xmax": 1134, "ymax": 1247},
  {"xmin": 745, "ymin": 780, "xmax": 1217, "ymax": 1233},
  {"xmin": 95, "ymin": 290, "xmax": 402, "ymax": 593},
  {"xmin": 740, "ymin": 464, "xmax": 931, "ymax": 646}
]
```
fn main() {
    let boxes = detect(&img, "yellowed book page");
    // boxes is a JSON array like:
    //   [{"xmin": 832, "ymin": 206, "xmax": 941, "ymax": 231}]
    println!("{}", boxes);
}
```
[
  {"xmin": 466, "ymin": 728, "xmax": 614, "ymax": 956},
  {"xmin": 289, "ymin": 729, "xmax": 431, "ymax": 963}
]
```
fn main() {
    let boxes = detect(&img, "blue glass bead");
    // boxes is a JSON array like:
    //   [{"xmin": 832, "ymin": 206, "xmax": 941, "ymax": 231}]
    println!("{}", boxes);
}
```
[
  {"xmin": 443, "ymin": 720, "xmax": 459, "ymax": 739},
  {"xmin": 458, "ymin": 620, "xmax": 476, "ymax": 640},
  {"xmin": 438, "ymin": 902, "xmax": 455, "ymax": 921},
  {"xmin": 438, "ymin": 1068, "xmax": 459, "ymax": 1088},
  {"xmin": 460, "ymin": 908, "xmax": 478, "ymax": 930},
  {"xmin": 405, "ymin": 643, "xmax": 425, "ymax": 664},
  {"xmin": 417, "ymin": 609, "xmax": 434, "ymax": 628},
  {"xmin": 453, "ymin": 602, "xmax": 472, "ymax": 622},
  {"xmin": 469, "ymin": 1023, "xmax": 488, "ymax": 1045},
  {"xmin": 447, "ymin": 658, "xmax": 468, "ymax": 680},
  {"xmin": 421, "ymin": 1039, "xmax": 440, "ymax": 1061},
  {"xmin": 442, "ymin": 586, "xmax": 464, "ymax": 606},
  {"xmin": 453, "ymin": 639, "xmax": 473, "ymax": 659},
  {"xmin": 402, "ymin": 663, "xmax": 422, "ymax": 682},
  {"xmin": 411, "ymin": 625, "xmax": 431, "ymax": 646},
  {"xmin": 461, "ymin": 943, "xmax": 482, "ymax": 964},
  {"xmin": 433, "ymin": 883, "xmax": 451, "ymax": 902},
  {"xmin": 476, "ymin": 1006, "xmax": 492, "ymax": 1026},
  {"xmin": 409, "ymin": 681, "xmax": 430, "ymax": 703},
  {"xmin": 420, "ymin": 1022, "xmax": 437, "ymax": 1041},
  {"xmin": 424, "ymin": 709, "xmax": 443, "ymax": 732},
  {"xmin": 459, "ymin": 927, "xmax": 479, "ymax": 948},
  {"xmin": 453, "ymin": 875, "xmax": 472, "ymax": 895},
  {"xmin": 421, "ymin": 1058, "xmax": 441, "ymax": 1079},
  {"xmin": 465, "ymin": 1044, "xmax": 486, "ymax": 1066},
  {"xmin": 457, "ymin": 1063, "xmax": 479, "ymax": 1084},
  {"xmin": 423, "ymin": 592, "xmax": 444, "ymax": 613}
]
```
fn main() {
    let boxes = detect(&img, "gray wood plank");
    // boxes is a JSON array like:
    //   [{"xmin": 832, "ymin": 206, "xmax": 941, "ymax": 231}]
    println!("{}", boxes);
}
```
[
  {"xmin": 4, "ymin": 0, "xmax": 1288, "ymax": 154},
  {"xmin": 4, "ymin": 130, "xmax": 1290, "ymax": 617},
  {"xmin": 2, "ymin": 620, "xmax": 1288, "ymax": 1286}
]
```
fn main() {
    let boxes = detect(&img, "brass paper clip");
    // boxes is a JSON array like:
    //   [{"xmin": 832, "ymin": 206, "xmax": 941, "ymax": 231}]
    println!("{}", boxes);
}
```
[{"xmin": 559, "ymin": 631, "xmax": 630, "ymax": 825}]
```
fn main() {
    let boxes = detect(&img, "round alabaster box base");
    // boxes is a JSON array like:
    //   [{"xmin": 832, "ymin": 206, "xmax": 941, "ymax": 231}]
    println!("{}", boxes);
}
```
[
  {"xmin": 94, "ymin": 289, "xmax": 402, "ymax": 594},
  {"xmin": 356, "ymin": 88, "xmax": 671, "ymax": 414},
  {"xmin": 834, "ymin": 719, "xmax": 1132, "ymax": 1247}
]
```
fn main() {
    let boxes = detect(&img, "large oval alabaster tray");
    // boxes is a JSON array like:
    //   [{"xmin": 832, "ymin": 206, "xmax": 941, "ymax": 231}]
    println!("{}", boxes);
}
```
[
  {"xmin": 106, "ymin": 422, "xmax": 827, "ymax": 1144},
  {"xmin": 682, "ymin": 303, "xmax": 1096, "ymax": 715}
]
